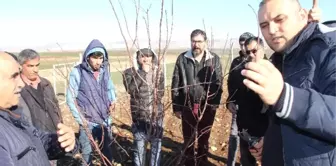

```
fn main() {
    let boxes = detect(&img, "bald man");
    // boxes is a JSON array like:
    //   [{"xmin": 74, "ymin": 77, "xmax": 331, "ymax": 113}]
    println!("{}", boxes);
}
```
[
  {"xmin": 0, "ymin": 52, "xmax": 78, "ymax": 166},
  {"xmin": 241, "ymin": 0, "xmax": 336, "ymax": 165},
  {"xmin": 4, "ymin": 51, "xmax": 33, "ymax": 125}
]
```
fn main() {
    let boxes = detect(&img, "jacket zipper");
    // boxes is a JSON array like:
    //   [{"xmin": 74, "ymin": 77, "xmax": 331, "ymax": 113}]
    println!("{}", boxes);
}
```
[
  {"xmin": 193, "ymin": 60, "xmax": 197, "ymax": 102},
  {"xmin": 281, "ymin": 54, "xmax": 286, "ymax": 164}
]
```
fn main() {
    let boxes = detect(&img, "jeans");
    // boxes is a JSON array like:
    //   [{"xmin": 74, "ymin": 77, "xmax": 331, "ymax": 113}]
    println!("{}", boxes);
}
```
[
  {"xmin": 131, "ymin": 122, "xmax": 162, "ymax": 166},
  {"xmin": 227, "ymin": 112, "xmax": 239, "ymax": 166},
  {"xmin": 79, "ymin": 125, "xmax": 113, "ymax": 166}
]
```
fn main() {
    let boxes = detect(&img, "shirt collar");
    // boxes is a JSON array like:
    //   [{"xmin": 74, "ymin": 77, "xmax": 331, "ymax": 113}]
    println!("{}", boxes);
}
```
[{"xmin": 21, "ymin": 74, "xmax": 41, "ymax": 89}]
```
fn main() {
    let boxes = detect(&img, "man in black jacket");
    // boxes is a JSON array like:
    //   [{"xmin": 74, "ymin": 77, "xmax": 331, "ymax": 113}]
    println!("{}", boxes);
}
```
[
  {"xmin": 226, "ymin": 32, "xmax": 254, "ymax": 166},
  {"xmin": 243, "ymin": 37, "xmax": 270, "ymax": 165},
  {"xmin": 18, "ymin": 49, "xmax": 64, "ymax": 165},
  {"xmin": 171, "ymin": 29, "xmax": 223, "ymax": 166},
  {"xmin": 123, "ymin": 48, "xmax": 165, "ymax": 166},
  {"xmin": 227, "ymin": 36, "xmax": 269, "ymax": 166},
  {"xmin": 18, "ymin": 49, "xmax": 62, "ymax": 133}
]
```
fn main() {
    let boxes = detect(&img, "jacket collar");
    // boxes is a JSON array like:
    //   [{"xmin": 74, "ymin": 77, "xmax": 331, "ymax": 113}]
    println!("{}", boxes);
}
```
[
  {"xmin": 21, "ymin": 74, "xmax": 41, "ymax": 89},
  {"xmin": 283, "ymin": 22, "xmax": 317, "ymax": 55},
  {"xmin": 0, "ymin": 107, "xmax": 29, "ymax": 128},
  {"xmin": 184, "ymin": 49, "xmax": 214, "ymax": 62},
  {"xmin": 238, "ymin": 50, "xmax": 245, "ymax": 58},
  {"xmin": 21, "ymin": 75, "xmax": 51, "ymax": 89}
]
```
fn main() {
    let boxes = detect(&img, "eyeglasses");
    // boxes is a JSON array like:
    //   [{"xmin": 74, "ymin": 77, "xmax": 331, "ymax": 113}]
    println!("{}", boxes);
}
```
[
  {"xmin": 246, "ymin": 49, "xmax": 258, "ymax": 55},
  {"xmin": 191, "ymin": 40, "xmax": 205, "ymax": 44}
]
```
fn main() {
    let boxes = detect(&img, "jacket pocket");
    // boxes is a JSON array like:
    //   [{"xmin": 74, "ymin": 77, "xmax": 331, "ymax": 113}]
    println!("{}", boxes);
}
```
[
  {"xmin": 15, "ymin": 146, "xmax": 36, "ymax": 160},
  {"xmin": 293, "ymin": 152, "xmax": 332, "ymax": 166}
]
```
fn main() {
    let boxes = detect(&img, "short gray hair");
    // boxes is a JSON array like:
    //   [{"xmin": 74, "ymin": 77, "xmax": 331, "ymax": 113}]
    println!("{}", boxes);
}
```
[{"xmin": 18, "ymin": 49, "xmax": 40, "ymax": 65}]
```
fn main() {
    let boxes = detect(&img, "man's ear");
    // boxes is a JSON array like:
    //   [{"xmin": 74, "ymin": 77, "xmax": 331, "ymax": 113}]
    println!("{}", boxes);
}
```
[{"xmin": 300, "ymin": 8, "xmax": 309, "ymax": 22}]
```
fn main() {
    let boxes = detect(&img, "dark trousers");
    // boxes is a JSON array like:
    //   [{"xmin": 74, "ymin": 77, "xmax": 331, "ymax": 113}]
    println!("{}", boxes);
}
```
[
  {"xmin": 240, "ymin": 140, "xmax": 257, "ymax": 166},
  {"xmin": 181, "ymin": 105, "xmax": 216, "ymax": 166}
]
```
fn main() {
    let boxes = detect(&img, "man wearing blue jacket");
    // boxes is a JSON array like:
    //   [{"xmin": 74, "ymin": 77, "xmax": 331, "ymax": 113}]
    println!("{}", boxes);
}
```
[
  {"xmin": 0, "ymin": 52, "xmax": 78, "ymax": 166},
  {"xmin": 66, "ymin": 39, "xmax": 116, "ymax": 165},
  {"xmin": 242, "ymin": 0, "xmax": 336, "ymax": 165}
]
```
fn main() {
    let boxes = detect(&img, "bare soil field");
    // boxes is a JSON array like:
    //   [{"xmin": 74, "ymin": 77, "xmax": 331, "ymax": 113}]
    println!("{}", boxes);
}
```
[
  {"xmin": 59, "ymin": 84, "xmax": 240, "ymax": 166},
  {"xmin": 39, "ymin": 51, "xmax": 240, "ymax": 166}
]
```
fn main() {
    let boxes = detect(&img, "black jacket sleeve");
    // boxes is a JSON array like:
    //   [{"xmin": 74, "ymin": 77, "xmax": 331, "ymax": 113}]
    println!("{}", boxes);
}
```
[
  {"xmin": 208, "ymin": 54, "xmax": 224, "ymax": 106},
  {"xmin": 226, "ymin": 57, "xmax": 241, "ymax": 107},
  {"xmin": 171, "ymin": 56, "xmax": 184, "ymax": 113},
  {"xmin": 122, "ymin": 67, "xmax": 142, "ymax": 97}
]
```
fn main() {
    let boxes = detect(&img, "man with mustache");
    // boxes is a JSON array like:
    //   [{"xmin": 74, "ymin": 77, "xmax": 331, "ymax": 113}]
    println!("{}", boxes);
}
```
[
  {"xmin": 4, "ymin": 51, "xmax": 32, "ymax": 125},
  {"xmin": 18, "ymin": 49, "xmax": 65, "ymax": 165},
  {"xmin": 0, "ymin": 52, "xmax": 78, "ymax": 166},
  {"xmin": 66, "ymin": 39, "xmax": 116, "ymax": 165},
  {"xmin": 18, "ymin": 49, "xmax": 62, "ymax": 133},
  {"xmin": 171, "ymin": 29, "xmax": 223, "ymax": 165},
  {"xmin": 226, "ymin": 32, "xmax": 255, "ymax": 166},
  {"xmin": 242, "ymin": 0, "xmax": 336, "ymax": 165},
  {"xmin": 227, "ymin": 36, "xmax": 269, "ymax": 166}
]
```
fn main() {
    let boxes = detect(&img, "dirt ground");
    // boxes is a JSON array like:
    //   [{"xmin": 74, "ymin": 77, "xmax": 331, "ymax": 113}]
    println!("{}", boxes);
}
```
[
  {"xmin": 59, "ymin": 83, "xmax": 241, "ymax": 166},
  {"xmin": 40, "ymin": 52, "xmax": 240, "ymax": 166}
]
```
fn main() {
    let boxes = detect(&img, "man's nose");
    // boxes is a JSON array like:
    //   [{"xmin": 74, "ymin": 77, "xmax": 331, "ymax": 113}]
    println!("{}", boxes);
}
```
[
  {"xmin": 269, "ymin": 22, "xmax": 279, "ymax": 35},
  {"xmin": 33, "ymin": 66, "xmax": 39, "ymax": 73}
]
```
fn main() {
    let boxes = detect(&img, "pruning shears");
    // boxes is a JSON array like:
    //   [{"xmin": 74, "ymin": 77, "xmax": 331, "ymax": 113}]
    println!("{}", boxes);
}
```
[{"xmin": 238, "ymin": 129, "xmax": 261, "ymax": 149}]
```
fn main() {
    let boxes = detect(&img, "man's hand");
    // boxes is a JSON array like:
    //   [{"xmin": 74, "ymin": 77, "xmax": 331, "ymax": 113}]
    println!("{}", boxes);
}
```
[
  {"xmin": 227, "ymin": 103, "xmax": 238, "ymax": 114},
  {"xmin": 308, "ymin": 7, "xmax": 321, "ymax": 22},
  {"xmin": 142, "ymin": 63, "xmax": 152, "ymax": 72},
  {"xmin": 249, "ymin": 137, "xmax": 264, "ymax": 161},
  {"xmin": 241, "ymin": 59, "xmax": 284, "ymax": 105},
  {"xmin": 57, "ymin": 123, "xmax": 76, "ymax": 152},
  {"xmin": 308, "ymin": 0, "xmax": 321, "ymax": 22},
  {"xmin": 174, "ymin": 111, "xmax": 182, "ymax": 119}
]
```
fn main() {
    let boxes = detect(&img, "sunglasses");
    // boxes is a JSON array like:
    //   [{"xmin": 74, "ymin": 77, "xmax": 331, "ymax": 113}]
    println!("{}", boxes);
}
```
[{"xmin": 246, "ymin": 49, "xmax": 258, "ymax": 55}]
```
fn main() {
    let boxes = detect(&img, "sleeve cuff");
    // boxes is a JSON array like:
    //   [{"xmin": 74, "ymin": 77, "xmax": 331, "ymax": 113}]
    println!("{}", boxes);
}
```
[
  {"xmin": 273, "ymin": 83, "xmax": 294, "ymax": 119},
  {"xmin": 272, "ymin": 83, "xmax": 286, "ymax": 112},
  {"xmin": 65, "ymin": 140, "xmax": 80, "ymax": 157}
]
